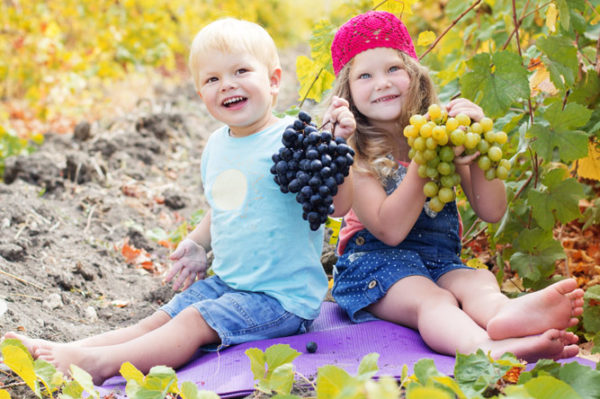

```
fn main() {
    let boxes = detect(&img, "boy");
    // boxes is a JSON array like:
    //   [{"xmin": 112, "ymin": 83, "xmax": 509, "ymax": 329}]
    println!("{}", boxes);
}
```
[{"xmin": 4, "ymin": 18, "xmax": 354, "ymax": 385}]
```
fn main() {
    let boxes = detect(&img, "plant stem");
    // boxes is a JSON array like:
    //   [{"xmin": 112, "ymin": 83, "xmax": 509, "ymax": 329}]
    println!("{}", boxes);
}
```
[
  {"xmin": 420, "ymin": 0, "xmax": 482, "ymax": 60},
  {"xmin": 299, "ymin": 67, "xmax": 323, "ymax": 109}
]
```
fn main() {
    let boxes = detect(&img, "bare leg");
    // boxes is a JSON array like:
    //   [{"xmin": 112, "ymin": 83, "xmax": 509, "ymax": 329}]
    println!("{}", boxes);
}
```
[
  {"xmin": 3, "ymin": 310, "xmax": 171, "ymax": 354},
  {"xmin": 11, "ymin": 307, "xmax": 219, "ymax": 385},
  {"xmin": 367, "ymin": 276, "xmax": 577, "ymax": 362}
]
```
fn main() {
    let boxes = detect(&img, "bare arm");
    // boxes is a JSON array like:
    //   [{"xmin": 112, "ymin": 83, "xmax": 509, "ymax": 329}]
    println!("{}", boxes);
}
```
[
  {"xmin": 352, "ymin": 161, "xmax": 428, "ymax": 246},
  {"xmin": 187, "ymin": 210, "xmax": 212, "ymax": 251}
]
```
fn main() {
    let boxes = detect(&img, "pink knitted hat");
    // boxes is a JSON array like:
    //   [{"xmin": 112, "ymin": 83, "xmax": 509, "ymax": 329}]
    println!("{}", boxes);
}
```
[{"xmin": 331, "ymin": 11, "xmax": 417, "ymax": 76}]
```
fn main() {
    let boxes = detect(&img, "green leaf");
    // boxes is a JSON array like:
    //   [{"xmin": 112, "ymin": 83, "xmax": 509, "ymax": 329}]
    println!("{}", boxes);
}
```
[
  {"xmin": 264, "ymin": 344, "xmax": 301, "ymax": 379},
  {"xmin": 316, "ymin": 365, "xmax": 355, "ymax": 399},
  {"xmin": 527, "ymin": 102, "xmax": 592, "ymax": 163},
  {"xmin": 245, "ymin": 347, "xmax": 266, "ymax": 380},
  {"xmin": 558, "ymin": 362, "xmax": 600, "ymax": 399},
  {"xmin": 364, "ymin": 376, "xmax": 402, "ymax": 398},
  {"xmin": 454, "ymin": 350, "xmax": 513, "ymax": 397},
  {"xmin": 510, "ymin": 228, "xmax": 565, "ymax": 283},
  {"xmin": 583, "ymin": 285, "xmax": 600, "ymax": 333},
  {"xmin": 309, "ymin": 20, "xmax": 336, "ymax": 67},
  {"xmin": 413, "ymin": 358, "xmax": 444, "ymax": 384},
  {"xmin": 268, "ymin": 363, "xmax": 295, "ymax": 395},
  {"xmin": 356, "ymin": 352, "xmax": 379, "ymax": 380},
  {"xmin": 143, "ymin": 365, "xmax": 179, "ymax": 395},
  {"xmin": 180, "ymin": 381, "xmax": 220, "ymax": 399},
  {"xmin": 537, "ymin": 35, "xmax": 577, "ymax": 89},
  {"xmin": 431, "ymin": 376, "xmax": 467, "ymax": 399},
  {"xmin": 460, "ymin": 51, "xmax": 529, "ymax": 118},
  {"xmin": 60, "ymin": 381, "xmax": 85, "ymax": 399},
  {"xmin": 33, "ymin": 358, "xmax": 61, "ymax": 394},
  {"xmin": 527, "ymin": 169, "xmax": 584, "ymax": 230},
  {"xmin": 523, "ymin": 375, "xmax": 582, "ymax": 399},
  {"xmin": 296, "ymin": 55, "xmax": 335, "ymax": 103},
  {"xmin": 555, "ymin": 0, "xmax": 570, "ymax": 31},
  {"xmin": 70, "ymin": 365, "xmax": 99, "ymax": 398}
]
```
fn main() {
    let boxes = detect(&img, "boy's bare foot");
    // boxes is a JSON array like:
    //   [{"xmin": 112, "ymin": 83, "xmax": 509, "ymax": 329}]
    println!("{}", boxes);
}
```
[
  {"xmin": 483, "ymin": 329, "xmax": 579, "ymax": 363},
  {"xmin": 487, "ymin": 279, "xmax": 584, "ymax": 340},
  {"xmin": 34, "ymin": 342, "xmax": 113, "ymax": 386},
  {"xmin": 2, "ymin": 332, "xmax": 46, "ymax": 356}
]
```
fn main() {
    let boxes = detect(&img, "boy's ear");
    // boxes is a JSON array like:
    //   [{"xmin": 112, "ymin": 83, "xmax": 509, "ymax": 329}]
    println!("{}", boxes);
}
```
[{"xmin": 269, "ymin": 67, "xmax": 282, "ymax": 95}]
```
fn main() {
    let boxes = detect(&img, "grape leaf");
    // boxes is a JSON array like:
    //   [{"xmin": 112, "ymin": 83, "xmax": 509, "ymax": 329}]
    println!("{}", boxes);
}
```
[
  {"xmin": 309, "ymin": 20, "xmax": 336, "ymax": 67},
  {"xmin": 555, "ymin": 0, "xmax": 570, "ymax": 31},
  {"xmin": 375, "ymin": 0, "xmax": 417, "ymax": 15},
  {"xmin": 583, "ymin": 285, "xmax": 600, "ymax": 333},
  {"xmin": 527, "ymin": 102, "xmax": 591, "ymax": 163},
  {"xmin": 459, "ymin": 51, "xmax": 529, "ymax": 118},
  {"xmin": 509, "ymin": 228, "xmax": 565, "ymax": 283},
  {"xmin": 527, "ymin": 168, "xmax": 584, "ymax": 230},
  {"xmin": 523, "ymin": 375, "xmax": 582, "ymax": 399},
  {"xmin": 536, "ymin": 35, "xmax": 578, "ymax": 89},
  {"xmin": 558, "ymin": 362, "xmax": 600, "ymax": 399},
  {"xmin": 316, "ymin": 365, "xmax": 357, "ymax": 398},
  {"xmin": 296, "ymin": 55, "xmax": 335, "ymax": 103}
]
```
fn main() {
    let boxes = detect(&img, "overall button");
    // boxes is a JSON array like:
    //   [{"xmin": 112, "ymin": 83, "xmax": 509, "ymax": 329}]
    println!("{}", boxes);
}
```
[
  {"xmin": 368, "ymin": 280, "xmax": 377, "ymax": 289},
  {"xmin": 355, "ymin": 236, "xmax": 365, "ymax": 246}
]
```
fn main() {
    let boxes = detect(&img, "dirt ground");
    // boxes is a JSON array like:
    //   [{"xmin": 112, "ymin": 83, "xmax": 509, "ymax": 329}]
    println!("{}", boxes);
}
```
[{"xmin": 0, "ymin": 49, "xmax": 339, "ymax": 397}]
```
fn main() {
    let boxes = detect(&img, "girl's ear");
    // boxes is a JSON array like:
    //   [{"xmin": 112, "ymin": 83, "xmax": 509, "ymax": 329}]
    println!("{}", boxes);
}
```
[{"xmin": 269, "ymin": 67, "xmax": 282, "ymax": 96}]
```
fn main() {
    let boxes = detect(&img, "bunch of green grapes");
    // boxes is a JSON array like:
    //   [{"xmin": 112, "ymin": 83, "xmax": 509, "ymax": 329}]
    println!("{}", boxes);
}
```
[{"xmin": 404, "ymin": 104, "xmax": 510, "ymax": 212}]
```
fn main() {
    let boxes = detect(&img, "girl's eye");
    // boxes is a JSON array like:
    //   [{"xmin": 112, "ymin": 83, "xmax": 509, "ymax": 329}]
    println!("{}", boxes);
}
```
[
  {"xmin": 358, "ymin": 73, "xmax": 371, "ymax": 79},
  {"xmin": 389, "ymin": 66, "xmax": 400, "ymax": 72}
]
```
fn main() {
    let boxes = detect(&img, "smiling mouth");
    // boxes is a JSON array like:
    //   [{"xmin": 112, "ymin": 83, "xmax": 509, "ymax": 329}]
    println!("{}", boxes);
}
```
[
  {"xmin": 373, "ymin": 95, "xmax": 399, "ymax": 103},
  {"xmin": 222, "ymin": 96, "xmax": 247, "ymax": 107}
]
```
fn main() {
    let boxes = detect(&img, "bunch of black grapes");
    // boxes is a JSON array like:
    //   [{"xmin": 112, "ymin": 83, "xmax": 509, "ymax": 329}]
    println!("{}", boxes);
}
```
[{"xmin": 270, "ymin": 111, "xmax": 354, "ymax": 231}]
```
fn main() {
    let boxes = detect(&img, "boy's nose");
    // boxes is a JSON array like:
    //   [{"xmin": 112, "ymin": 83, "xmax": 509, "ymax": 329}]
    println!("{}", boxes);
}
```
[{"xmin": 220, "ymin": 77, "xmax": 237, "ymax": 91}]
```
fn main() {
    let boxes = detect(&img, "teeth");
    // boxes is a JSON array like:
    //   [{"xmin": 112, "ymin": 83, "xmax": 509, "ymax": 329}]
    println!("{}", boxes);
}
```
[{"xmin": 223, "ymin": 97, "xmax": 244, "ymax": 106}]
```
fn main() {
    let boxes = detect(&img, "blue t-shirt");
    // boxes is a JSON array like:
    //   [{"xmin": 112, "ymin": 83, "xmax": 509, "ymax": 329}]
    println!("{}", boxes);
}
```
[{"xmin": 200, "ymin": 117, "xmax": 328, "ymax": 320}]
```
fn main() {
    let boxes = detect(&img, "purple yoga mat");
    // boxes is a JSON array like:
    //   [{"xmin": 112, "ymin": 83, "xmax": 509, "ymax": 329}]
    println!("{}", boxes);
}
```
[{"xmin": 98, "ymin": 301, "xmax": 597, "ymax": 398}]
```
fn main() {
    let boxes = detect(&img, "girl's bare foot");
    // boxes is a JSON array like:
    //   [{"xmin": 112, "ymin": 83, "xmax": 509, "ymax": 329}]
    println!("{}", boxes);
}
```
[
  {"xmin": 481, "ymin": 329, "xmax": 579, "ymax": 363},
  {"xmin": 487, "ymin": 279, "xmax": 584, "ymax": 340}
]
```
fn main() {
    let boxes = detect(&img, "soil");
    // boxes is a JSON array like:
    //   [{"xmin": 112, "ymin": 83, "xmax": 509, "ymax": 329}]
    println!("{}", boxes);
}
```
[{"xmin": 0, "ymin": 49, "xmax": 335, "ymax": 397}]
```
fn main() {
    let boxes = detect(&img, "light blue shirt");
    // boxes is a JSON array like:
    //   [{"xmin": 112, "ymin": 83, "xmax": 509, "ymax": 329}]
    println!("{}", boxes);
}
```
[{"xmin": 201, "ymin": 117, "xmax": 327, "ymax": 320}]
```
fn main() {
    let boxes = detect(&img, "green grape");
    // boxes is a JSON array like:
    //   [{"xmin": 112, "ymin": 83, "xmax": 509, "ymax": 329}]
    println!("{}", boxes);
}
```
[
  {"xmin": 425, "ymin": 137, "xmax": 438, "ymax": 150},
  {"xmin": 428, "ymin": 104, "xmax": 442, "ymax": 121},
  {"xmin": 423, "ymin": 181, "xmax": 439, "ymax": 197},
  {"xmin": 426, "ymin": 166, "xmax": 439, "ymax": 179},
  {"xmin": 418, "ymin": 164, "xmax": 428, "ymax": 178},
  {"xmin": 437, "ymin": 161, "xmax": 452, "ymax": 175},
  {"xmin": 429, "ymin": 196, "xmax": 445, "ymax": 212},
  {"xmin": 496, "ymin": 165, "xmax": 509, "ymax": 180},
  {"xmin": 410, "ymin": 114, "xmax": 426, "ymax": 129},
  {"xmin": 450, "ymin": 129, "xmax": 466, "ymax": 146},
  {"xmin": 404, "ymin": 124, "xmax": 418, "ymax": 138},
  {"xmin": 452, "ymin": 173, "xmax": 461, "ymax": 186},
  {"xmin": 456, "ymin": 113, "xmax": 471, "ymax": 127},
  {"xmin": 412, "ymin": 151, "xmax": 426, "ymax": 165},
  {"xmin": 423, "ymin": 149, "xmax": 437, "ymax": 161},
  {"xmin": 440, "ymin": 175, "xmax": 455, "ymax": 188},
  {"xmin": 439, "ymin": 146, "xmax": 455, "ymax": 162},
  {"xmin": 408, "ymin": 148, "xmax": 416, "ymax": 160},
  {"xmin": 464, "ymin": 132, "xmax": 479, "ymax": 149},
  {"xmin": 470, "ymin": 122, "xmax": 483, "ymax": 134},
  {"xmin": 480, "ymin": 117, "xmax": 493, "ymax": 132},
  {"xmin": 446, "ymin": 117, "xmax": 459, "ymax": 132},
  {"xmin": 420, "ymin": 122, "xmax": 434, "ymax": 138},
  {"xmin": 438, "ymin": 187, "xmax": 455, "ymax": 203},
  {"xmin": 477, "ymin": 155, "xmax": 491, "ymax": 171},
  {"xmin": 484, "ymin": 168, "xmax": 496, "ymax": 180},
  {"xmin": 476, "ymin": 139, "xmax": 490, "ymax": 154},
  {"xmin": 488, "ymin": 146, "xmax": 503, "ymax": 162},
  {"xmin": 427, "ymin": 157, "xmax": 440, "ymax": 168},
  {"xmin": 495, "ymin": 131, "xmax": 508, "ymax": 145},
  {"xmin": 413, "ymin": 137, "xmax": 426, "ymax": 151},
  {"xmin": 484, "ymin": 130, "xmax": 496, "ymax": 143},
  {"xmin": 499, "ymin": 159, "xmax": 511, "ymax": 170}
]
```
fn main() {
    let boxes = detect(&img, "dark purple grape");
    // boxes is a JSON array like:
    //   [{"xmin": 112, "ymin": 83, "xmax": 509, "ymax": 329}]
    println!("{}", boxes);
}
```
[
  {"xmin": 298, "ymin": 110, "xmax": 312, "ymax": 123},
  {"xmin": 305, "ymin": 149, "xmax": 319, "ymax": 160},
  {"xmin": 293, "ymin": 119, "xmax": 304, "ymax": 130},
  {"xmin": 275, "ymin": 161, "xmax": 288, "ymax": 174},
  {"xmin": 288, "ymin": 179, "xmax": 302, "ymax": 193},
  {"xmin": 300, "ymin": 186, "xmax": 313, "ymax": 197},
  {"xmin": 307, "ymin": 212, "xmax": 320, "ymax": 223},
  {"xmin": 321, "ymin": 131, "xmax": 332, "ymax": 142},
  {"xmin": 321, "ymin": 154, "xmax": 332, "ymax": 166},
  {"xmin": 319, "ymin": 185, "xmax": 330, "ymax": 196},
  {"xmin": 334, "ymin": 172, "xmax": 345, "ymax": 185},
  {"xmin": 308, "ymin": 176, "xmax": 321, "ymax": 188},
  {"xmin": 310, "ymin": 159, "xmax": 323, "ymax": 172}
]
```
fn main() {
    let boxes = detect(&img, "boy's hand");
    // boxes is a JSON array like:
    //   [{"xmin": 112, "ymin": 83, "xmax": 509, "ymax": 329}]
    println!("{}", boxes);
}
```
[
  {"xmin": 323, "ymin": 96, "xmax": 356, "ymax": 140},
  {"xmin": 446, "ymin": 98, "xmax": 484, "ymax": 122},
  {"xmin": 165, "ymin": 238, "xmax": 208, "ymax": 291}
]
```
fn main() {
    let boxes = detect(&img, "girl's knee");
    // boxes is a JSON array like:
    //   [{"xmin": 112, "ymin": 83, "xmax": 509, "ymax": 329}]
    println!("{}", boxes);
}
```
[{"xmin": 137, "ymin": 310, "xmax": 171, "ymax": 332}]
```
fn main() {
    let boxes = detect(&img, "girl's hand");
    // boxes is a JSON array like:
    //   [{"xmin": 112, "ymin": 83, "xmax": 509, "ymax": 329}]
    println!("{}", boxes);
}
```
[
  {"xmin": 165, "ymin": 238, "xmax": 208, "ymax": 291},
  {"xmin": 323, "ymin": 96, "xmax": 356, "ymax": 140},
  {"xmin": 446, "ymin": 98, "xmax": 484, "ymax": 122},
  {"xmin": 452, "ymin": 145, "xmax": 479, "ymax": 165}
]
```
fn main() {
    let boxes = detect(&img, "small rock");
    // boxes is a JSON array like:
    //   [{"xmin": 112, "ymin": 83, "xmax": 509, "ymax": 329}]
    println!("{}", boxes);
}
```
[
  {"xmin": 0, "ymin": 243, "xmax": 25, "ymax": 261},
  {"xmin": 84, "ymin": 306, "xmax": 98, "ymax": 322},
  {"xmin": 42, "ymin": 293, "xmax": 63, "ymax": 310},
  {"xmin": 73, "ymin": 121, "xmax": 91, "ymax": 141}
]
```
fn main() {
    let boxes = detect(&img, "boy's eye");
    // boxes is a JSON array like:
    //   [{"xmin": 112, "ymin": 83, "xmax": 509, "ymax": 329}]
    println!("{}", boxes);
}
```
[
  {"xmin": 206, "ymin": 77, "xmax": 218, "ymax": 83},
  {"xmin": 236, "ymin": 68, "xmax": 249, "ymax": 75}
]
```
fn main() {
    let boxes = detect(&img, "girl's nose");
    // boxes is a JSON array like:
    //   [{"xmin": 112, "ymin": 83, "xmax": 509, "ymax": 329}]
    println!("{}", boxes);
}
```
[{"xmin": 374, "ymin": 76, "xmax": 391, "ymax": 90}]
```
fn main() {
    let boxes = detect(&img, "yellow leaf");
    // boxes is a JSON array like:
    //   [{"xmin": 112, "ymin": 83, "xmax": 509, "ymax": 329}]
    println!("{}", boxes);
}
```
[
  {"xmin": 326, "ymin": 217, "xmax": 342, "ymax": 246},
  {"xmin": 1, "ymin": 345, "xmax": 37, "ymax": 392},
  {"xmin": 529, "ymin": 67, "xmax": 558, "ymax": 95},
  {"xmin": 546, "ymin": 3, "xmax": 558, "ymax": 33},
  {"xmin": 577, "ymin": 142, "xmax": 600, "ymax": 181},
  {"xmin": 417, "ymin": 31, "xmax": 436, "ymax": 47},
  {"xmin": 375, "ymin": 0, "xmax": 416, "ymax": 15},
  {"xmin": 296, "ymin": 55, "xmax": 334, "ymax": 103},
  {"xmin": 120, "ymin": 361, "xmax": 145, "ymax": 385},
  {"xmin": 0, "ymin": 389, "xmax": 11, "ymax": 399},
  {"xmin": 466, "ymin": 258, "xmax": 488, "ymax": 269}
]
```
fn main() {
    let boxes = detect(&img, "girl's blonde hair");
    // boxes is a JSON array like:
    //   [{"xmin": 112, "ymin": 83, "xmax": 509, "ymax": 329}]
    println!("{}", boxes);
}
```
[
  {"xmin": 330, "ymin": 51, "xmax": 438, "ymax": 183},
  {"xmin": 188, "ymin": 18, "xmax": 280, "ymax": 91}
]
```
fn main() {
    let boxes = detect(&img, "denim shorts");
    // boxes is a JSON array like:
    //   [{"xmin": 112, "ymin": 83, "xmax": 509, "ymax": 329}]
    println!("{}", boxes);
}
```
[
  {"xmin": 160, "ymin": 275, "xmax": 312, "ymax": 348},
  {"xmin": 332, "ymin": 201, "xmax": 472, "ymax": 323}
]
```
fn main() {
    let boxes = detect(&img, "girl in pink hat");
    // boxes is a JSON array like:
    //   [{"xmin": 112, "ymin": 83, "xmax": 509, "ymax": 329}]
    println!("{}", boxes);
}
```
[{"xmin": 322, "ymin": 10, "xmax": 584, "ymax": 362}]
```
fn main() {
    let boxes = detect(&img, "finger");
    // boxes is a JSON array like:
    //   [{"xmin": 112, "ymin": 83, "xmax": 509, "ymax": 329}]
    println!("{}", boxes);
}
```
[
  {"xmin": 164, "ymin": 263, "xmax": 182, "ymax": 282},
  {"xmin": 169, "ymin": 245, "xmax": 185, "ymax": 261},
  {"xmin": 173, "ymin": 268, "xmax": 190, "ymax": 291}
]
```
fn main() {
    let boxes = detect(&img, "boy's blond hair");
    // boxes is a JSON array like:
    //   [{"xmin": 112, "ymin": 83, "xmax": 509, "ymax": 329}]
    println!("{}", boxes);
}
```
[{"xmin": 188, "ymin": 18, "xmax": 281, "ymax": 91}]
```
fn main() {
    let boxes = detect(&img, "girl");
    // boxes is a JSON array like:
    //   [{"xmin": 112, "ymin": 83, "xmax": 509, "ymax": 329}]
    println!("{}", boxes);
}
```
[{"xmin": 323, "ymin": 10, "xmax": 584, "ymax": 362}]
